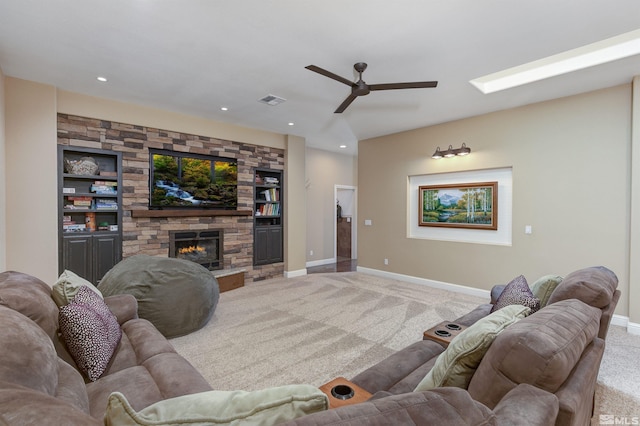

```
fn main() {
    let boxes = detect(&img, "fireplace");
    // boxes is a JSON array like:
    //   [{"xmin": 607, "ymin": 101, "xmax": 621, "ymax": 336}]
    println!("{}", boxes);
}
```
[{"xmin": 169, "ymin": 230, "xmax": 223, "ymax": 271}]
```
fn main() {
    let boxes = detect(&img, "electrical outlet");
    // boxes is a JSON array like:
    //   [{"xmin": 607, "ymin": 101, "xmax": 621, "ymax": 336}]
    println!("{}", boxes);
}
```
[
  {"xmin": 310, "ymin": 250, "xmax": 314, "ymax": 256},
  {"xmin": 384, "ymin": 258, "xmax": 389, "ymax": 265}
]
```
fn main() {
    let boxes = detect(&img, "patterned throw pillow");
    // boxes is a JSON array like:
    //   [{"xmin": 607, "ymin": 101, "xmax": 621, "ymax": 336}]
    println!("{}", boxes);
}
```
[
  {"xmin": 59, "ymin": 285, "xmax": 122, "ymax": 381},
  {"xmin": 490, "ymin": 275, "xmax": 541, "ymax": 314}
]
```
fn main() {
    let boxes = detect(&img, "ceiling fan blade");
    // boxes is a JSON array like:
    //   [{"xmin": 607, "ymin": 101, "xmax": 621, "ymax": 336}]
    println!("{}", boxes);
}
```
[
  {"xmin": 334, "ymin": 94, "xmax": 358, "ymax": 113},
  {"xmin": 306, "ymin": 65, "xmax": 354, "ymax": 87},
  {"xmin": 369, "ymin": 81, "xmax": 438, "ymax": 91}
]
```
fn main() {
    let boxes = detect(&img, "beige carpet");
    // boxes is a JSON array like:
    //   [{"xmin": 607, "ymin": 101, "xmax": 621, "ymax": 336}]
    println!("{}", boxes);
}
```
[{"xmin": 170, "ymin": 271, "xmax": 640, "ymax": 421}]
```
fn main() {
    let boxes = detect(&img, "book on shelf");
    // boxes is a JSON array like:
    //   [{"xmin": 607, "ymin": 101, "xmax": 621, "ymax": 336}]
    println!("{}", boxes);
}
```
[
  {"xmin": 91, "ymin": 184, "xmax": 117, "ymax": 194},
  {"xmin": 99, "ymin": 171, "xmax": 118, "ymax": 177},
  {"xmin": 264, "ymin": 176, "xmax": 279, "ymax": 185},
  {"xmin": 63, "ymin": 223, "xmax": 87, "ymax": 232},
  {"xmin": 95, "ymin": 198, "xmax": 118, "ymax": 210},
  {"xmin": 257, "ymin": 202, "xmax": 280, "ymax": 217},
  {"xmin": 260, "ymin": 188, "xmax": 279, "ymax": 202}
]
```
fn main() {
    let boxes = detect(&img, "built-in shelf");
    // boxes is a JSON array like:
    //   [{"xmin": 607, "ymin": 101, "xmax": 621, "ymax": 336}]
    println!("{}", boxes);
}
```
[{"xmin": 130, "ymin": 209, "xmax": 253, "ymax": 218}]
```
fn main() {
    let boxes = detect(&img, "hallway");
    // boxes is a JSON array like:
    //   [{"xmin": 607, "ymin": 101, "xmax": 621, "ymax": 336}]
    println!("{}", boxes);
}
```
[{"xmin": 307, "ymin": 258, "xmax": 357, "ymax": 274}]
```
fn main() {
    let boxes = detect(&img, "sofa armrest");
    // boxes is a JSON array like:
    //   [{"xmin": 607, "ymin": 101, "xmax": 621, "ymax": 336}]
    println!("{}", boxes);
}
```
[
  {"xmin": 494, "ymin": 384, "xmax": 559, "ymax": 426},
  {"xmin": 103, "ymin": 294, "xmax": 138, "ymax": 324},
  {"xmin": 281, "ymin": 388, "xmax": 496, "ymax": 425},
  {"xmin": 283, "ymin": 385, "xmax": 559, "ymax": 426}
]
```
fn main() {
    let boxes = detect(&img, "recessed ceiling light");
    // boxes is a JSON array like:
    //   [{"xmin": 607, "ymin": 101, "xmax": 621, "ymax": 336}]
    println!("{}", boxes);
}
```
[
  {"xmin": 288, "ymin": 122, "xmax": 294, "ymax": 126},
  {"xmin": 339, "ymin": 145, "xmax": 347, "ymax": 149},
  {"xmin": 220, "ymin": 107, "xmax": 228, "ymax": 111},
  {"xmin": 470, "ymin": 28, "xmax": 640, "ymax": 94},
  {"xmin": 96, "ymin": 76, "xmax": 108, "ymax": 82}
]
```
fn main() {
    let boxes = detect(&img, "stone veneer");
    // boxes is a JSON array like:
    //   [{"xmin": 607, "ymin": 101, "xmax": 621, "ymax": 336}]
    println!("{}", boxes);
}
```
[{"xmin": 57, "ymin": 114, "xmax": 284, "ymax": 282}]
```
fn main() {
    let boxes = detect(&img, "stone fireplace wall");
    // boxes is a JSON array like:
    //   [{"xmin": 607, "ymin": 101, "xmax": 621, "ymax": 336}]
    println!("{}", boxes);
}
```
[{"xmin": 57, "ymin": 113, "xmax": 285, "ymax": 282}]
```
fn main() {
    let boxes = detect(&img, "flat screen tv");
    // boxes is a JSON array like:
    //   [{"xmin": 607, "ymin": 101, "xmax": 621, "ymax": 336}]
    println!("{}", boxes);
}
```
[{"xmin": 149, "ymin": 149, "xmax": 237, "ymax": 209}]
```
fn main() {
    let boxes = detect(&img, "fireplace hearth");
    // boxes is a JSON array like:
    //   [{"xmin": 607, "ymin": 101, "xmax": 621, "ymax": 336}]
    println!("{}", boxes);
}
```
[{"xmin": 169, "ymin": 230, "xmax": 222, "ymax": 271}]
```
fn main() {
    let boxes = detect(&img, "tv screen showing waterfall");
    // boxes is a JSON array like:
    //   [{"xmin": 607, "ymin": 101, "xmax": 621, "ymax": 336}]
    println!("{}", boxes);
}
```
[{"xmin": 149, "ymin": 149, "xmax": 237, "ymax": 209}]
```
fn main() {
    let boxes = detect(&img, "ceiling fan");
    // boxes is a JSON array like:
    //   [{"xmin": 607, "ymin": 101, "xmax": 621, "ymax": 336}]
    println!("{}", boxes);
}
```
[{"xmin": 305, "ymin": 62, "xmax": 438, "ymax": 113}]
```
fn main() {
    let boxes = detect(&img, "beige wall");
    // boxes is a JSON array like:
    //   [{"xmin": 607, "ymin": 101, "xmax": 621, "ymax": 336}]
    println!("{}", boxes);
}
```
[
  {"xmin": 2, "ymin": 78, "xmax": 302, "ymax": 283},
  {"xmin": 5, "ymin": 78, "xmax": 58, "ymax": 282},
  {"xmin": 284, "ymin": 135, "xmax": 307, "ymax": 275},
  {"xmin": 630, "ymin": 76, "xmax": 640, "ymax": 324},
  {"xmin": 0, "ymin": 68, "xmax": 5, "ymax": 271},
  {"xmin": 359, "ymin": 85, "xmax": 632, "ymax": 317},
  {"xmin": 306, "ymin": 148, "xmax": 357, "ymax": 263}
]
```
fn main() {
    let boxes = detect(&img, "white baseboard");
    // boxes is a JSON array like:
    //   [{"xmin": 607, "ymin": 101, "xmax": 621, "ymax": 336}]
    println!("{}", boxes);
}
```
[
  {"xmin": 306, "ymin": 258, "xmax": 336, "ymax": 268},
  {"xmin": 610, "ymin": 314, "xmax": 628, "ymax": 328},
  {"xmin": 610, "ymin": 315, "xmax": 640, "ymax": 336},
  {"xmin": 357, "ymin": 267, "xmax": 640, "ymax": 336},
  {"xmin": 627, "ymin": 320, "xmax": 640, "ymax": 336},
  {"xmin": 356, "ymin": 266, "xmax": 491, "ymax": 299},
  {"xmin": 285, "ymin": 269, "xmax": 307, "ymax": 278}
]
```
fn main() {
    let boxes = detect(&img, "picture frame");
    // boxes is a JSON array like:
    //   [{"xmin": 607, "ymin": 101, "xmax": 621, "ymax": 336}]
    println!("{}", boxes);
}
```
[{"xmin": 419, "ymin": 181, "xmax": 498, "ymax": 230}]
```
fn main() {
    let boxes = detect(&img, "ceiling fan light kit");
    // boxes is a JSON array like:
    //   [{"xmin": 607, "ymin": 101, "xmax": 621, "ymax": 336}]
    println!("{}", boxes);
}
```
[{"xmin": 306, "ymin": 62, "xmax": 438, "ymax": 113}]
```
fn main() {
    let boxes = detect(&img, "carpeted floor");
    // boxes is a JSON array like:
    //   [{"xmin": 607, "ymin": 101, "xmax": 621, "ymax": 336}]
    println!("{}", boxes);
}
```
[{"xmin": 169, "ymin": 271, "xmax": 640, "ymax": 422}]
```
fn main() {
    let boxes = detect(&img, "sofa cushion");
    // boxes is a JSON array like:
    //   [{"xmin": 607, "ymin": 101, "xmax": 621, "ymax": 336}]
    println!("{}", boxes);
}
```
[
  {"xmin": 491, "ymin": 275, "xmax": 540, "ymax": 313},
  {"xmin": 0, "ymin": 381, "xmax": 101, "ymax": 426},
  {"xmin": 547, "ymin": 266, "xmax": 617, "ymax": 308},
  {"xmin": 86, "ymin": 352, "xmax": 213, "ymax": 419},
  {"xmin": 104, "ymin": 385, "xmax": 329, "ymax": 426},
  {"xmin": 0, "ymin": 305, "xmax": 59, "ymax": 396},
  {"xmin": 468, "ymin": 299, "xmax": 601, "ymax": 409},
  {"xmin": 414, "ymin": 304, "xmax": 530, "ymax": 391},
  {"xmin": 59, "ymin": 286, "xmax": 122, "ymax": 381},
  {"xmin": 530, "ymin": 274, "xmax": 563, "ymax": 307},
  {"xmin": 52, "ymin": 269, "xmax": 103, "ymax": 307},
  {"xmin": 0, "ymin": 271, "xmax": 60, "ymax": 339},
  {"xmin": 350, "ymin": 340, "xmax": 445, "ymax": 394}
]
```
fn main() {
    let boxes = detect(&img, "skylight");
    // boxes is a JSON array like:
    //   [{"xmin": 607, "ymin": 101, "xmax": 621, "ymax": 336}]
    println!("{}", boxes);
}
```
[{"xmin": 470, "ymin": 29, "xmax": 640, "ymax": 94}]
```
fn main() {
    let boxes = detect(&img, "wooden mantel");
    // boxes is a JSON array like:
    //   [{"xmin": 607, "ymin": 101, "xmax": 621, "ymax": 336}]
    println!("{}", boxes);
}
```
[{"xmin": 130, "ymin": 209, "xmax": 253, "ymax": 218}]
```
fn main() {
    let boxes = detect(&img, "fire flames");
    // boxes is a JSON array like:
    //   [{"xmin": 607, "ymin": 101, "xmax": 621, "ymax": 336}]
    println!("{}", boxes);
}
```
[{"xmin": 178, "ymin": 245, "xmax": 206, "ymax": 255}]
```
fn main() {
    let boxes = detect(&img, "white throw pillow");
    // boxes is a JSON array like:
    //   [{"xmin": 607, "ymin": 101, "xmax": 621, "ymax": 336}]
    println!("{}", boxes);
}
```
[
  {"xmin": 52, "ymin": 269, "xmax": 103, "ymax": 307},
  {"xmin": 415, "ymin": 304, "xmax": 531, "ymax": 391},
  {"xmin": 105, "ymin": 385, "xmax": 329, "ymax": 426}
]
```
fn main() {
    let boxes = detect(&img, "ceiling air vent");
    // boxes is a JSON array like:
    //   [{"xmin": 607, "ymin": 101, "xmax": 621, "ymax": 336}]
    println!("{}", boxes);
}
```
[{"xmin": 258, "ymin": 94, "xmax": 287, "ymax": 106}]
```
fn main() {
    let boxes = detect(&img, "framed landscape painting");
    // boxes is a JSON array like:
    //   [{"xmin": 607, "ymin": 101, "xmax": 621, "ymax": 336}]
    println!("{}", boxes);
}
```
[{"xmin": 419, "ymin": 181, "xmax": 498, "ymax": 230}]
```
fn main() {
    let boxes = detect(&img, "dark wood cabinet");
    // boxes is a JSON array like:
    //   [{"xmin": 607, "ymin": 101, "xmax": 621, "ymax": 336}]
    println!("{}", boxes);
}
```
[
  {"xmin": 254, "ymin": 168, "xmax": 283, "ymax": 265},
  {"xmin": 58, "ymin": 146, "xmax": 122, "ymax": 284}
]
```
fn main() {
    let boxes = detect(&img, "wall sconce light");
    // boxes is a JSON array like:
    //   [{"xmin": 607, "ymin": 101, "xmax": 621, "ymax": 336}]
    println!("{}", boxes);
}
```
[{"xmin": 432, "ymin": 143, "xmax": 471, "ymax": 159}]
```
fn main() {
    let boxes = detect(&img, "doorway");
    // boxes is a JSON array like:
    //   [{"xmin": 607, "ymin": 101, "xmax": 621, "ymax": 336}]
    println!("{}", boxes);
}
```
[
  {"xmin": 335, "ymin": 185, "xmax": 356, "ymax": 264},
  {"xmin": 307, "ymin": 185, "xmax": 357, "ymax": 275}
]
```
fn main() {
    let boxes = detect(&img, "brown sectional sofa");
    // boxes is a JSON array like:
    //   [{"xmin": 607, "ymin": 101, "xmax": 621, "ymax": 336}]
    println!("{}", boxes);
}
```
[
  {"xmin": 286, "ymin": 266, "xmax": 620, "ymax": 426},
  {"xmin": 0, "ymin": 271, "xmax": 212, "ymax": 425},
  {"xmin": 0, "ymin": 266, "xmax": 619, "ymax": 425}
]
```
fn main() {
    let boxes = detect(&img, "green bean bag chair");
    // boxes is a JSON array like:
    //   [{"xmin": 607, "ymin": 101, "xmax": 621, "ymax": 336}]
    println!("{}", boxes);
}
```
[{"xmin": 99, "ymin": 255, "xmax": 219, "ymax": 338}]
